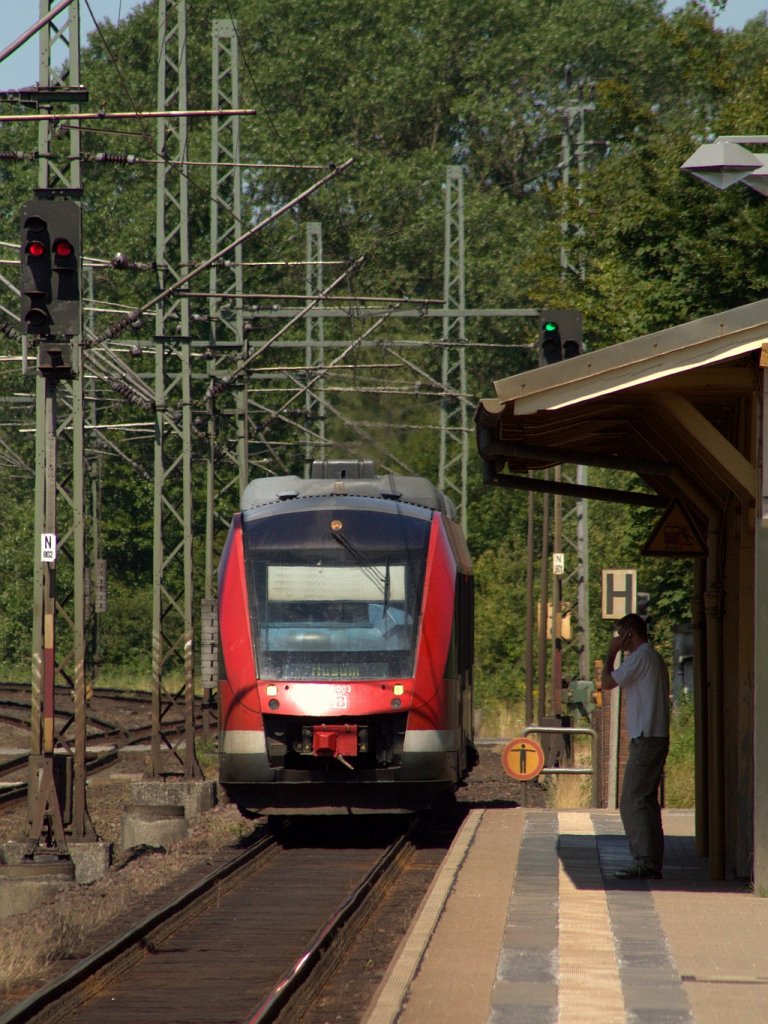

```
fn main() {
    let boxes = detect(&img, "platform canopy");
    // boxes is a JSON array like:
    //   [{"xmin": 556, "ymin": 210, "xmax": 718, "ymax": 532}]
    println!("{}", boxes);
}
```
[
  {"xmin": 475, "ymin": 298, "xmax": 768, "ymax": 887},
  {"xmin": 476, "ymin": 299, "xmax": 768, "ymax": 510}
]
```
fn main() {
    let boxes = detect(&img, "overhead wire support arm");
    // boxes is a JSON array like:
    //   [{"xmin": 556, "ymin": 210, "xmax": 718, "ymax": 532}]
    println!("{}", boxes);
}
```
[
  {"xmin": 0, "ymin": 0, "xmax": 76, "ymax": 66},
  {"xmin": 0, "ymin": 106, "xmax": 263, "ymax": 125},
  {"xmin": 85, "ymin": 157, "xmax": 355, "ymax": 350},
  {"xmin": 182, "ymin": 291, "xmax": 442, "ymax": 304},
  {"xmin": 82, "ymin": 154, "xmax": 330, "ymax": 171}
]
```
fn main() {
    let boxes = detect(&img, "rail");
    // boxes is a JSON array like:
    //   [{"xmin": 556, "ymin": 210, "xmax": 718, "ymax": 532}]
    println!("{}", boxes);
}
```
[
  {"xmin": 244, "ymin": 830, "xmax": 411, "ymax": 1023},
  {"xmin": 0, "ymin": 833, "xmax": 278, "ymax": 1024}
]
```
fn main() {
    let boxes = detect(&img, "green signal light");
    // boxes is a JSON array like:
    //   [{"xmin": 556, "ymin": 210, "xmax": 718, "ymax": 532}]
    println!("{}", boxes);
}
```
[{"xmin": 543, "ymin": 321, "xmax": 558, "ymax": 332}]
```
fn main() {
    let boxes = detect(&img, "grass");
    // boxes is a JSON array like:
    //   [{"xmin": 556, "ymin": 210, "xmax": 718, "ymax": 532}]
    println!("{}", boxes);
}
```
[
  {"xmin": 548, "ymin": 772, "xmax": 593, "ymax": 809},
  {"xmin": 0, "ymin": 661, "xmax": 212, "ymax": 697},
  {"xmin": 665, "ymin": 696, "xmax": 695, "ymax": 807},
  {"xmin": 0, "ymin": 899, "xmax": 120, "ymax": 993},
  {"xmin": 544, "ymin": 702, "xmax": 696, "ymax": 810},
  {"xmin": 195, "ymin": 737, "xmax": 218, "ymax": 778},
  {"xmin": 0, "ymin": 662, "xmax": 29, "ymax": 682},
  {"xmin": 547, "ymin": 732, "xmax": 594, "ymax": 809},
  {"xmin": 474, "ymin": 695, "xmax": 696, "ymax": 810},
  {"xmin": 0, "ymin": 805, "xmax": 252, "ymax": 996},
  {"xmin": 92, "ymin": 666, "xmax": 153, "ymax": 692},
  {"xmin": 473, "ymin": 700, "xmax": 527, "ymax": 741}
]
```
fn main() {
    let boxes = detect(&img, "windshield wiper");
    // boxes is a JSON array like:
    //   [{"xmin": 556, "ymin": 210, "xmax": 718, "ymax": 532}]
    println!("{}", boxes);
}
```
[
  {"xmin": 383, "ymin": 554, "xmax": 391, "ymax": 619},
  {"xmin": 331, "ymin": 529, "xmax": 387, "ymax": 595}
]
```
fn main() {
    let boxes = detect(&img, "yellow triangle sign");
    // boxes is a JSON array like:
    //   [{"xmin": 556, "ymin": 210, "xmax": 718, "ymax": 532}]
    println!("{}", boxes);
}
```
[{"xmin": 642, "ymin": 500, "xmax": 707, "ymax": 557}]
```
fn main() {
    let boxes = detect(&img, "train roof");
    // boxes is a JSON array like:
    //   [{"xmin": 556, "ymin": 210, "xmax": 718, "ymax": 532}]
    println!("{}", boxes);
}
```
[{"xmin": 240, "ymin": 460, "xmax": 457, "ymax": 519}]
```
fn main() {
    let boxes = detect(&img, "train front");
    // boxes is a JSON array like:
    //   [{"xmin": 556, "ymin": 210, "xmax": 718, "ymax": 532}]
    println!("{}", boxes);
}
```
[{"xmin": 217, "ymin": 479, "xmax": 473, "ymax": 815}]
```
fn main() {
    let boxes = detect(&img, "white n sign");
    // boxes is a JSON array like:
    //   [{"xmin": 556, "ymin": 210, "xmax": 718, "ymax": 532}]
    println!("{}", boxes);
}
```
[
  {"xmin": 40, "ymin": 533, "xmax": 57, "ymax": 563},
  {"xmin": 601, "ymin": 568, "xmax": 636, "ymax": 619}
]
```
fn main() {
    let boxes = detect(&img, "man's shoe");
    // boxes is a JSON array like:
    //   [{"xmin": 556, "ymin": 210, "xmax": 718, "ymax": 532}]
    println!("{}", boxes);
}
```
[{"xmin": 613, "ymin": 864, "xmax": 662, "ymax": 880}]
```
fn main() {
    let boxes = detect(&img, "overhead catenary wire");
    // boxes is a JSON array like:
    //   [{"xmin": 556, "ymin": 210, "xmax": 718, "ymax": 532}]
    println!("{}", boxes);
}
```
[
  {"xmin": 253, "ymin": 302, "xmax": 407, "ymax": 433},
  {"xmin": 77, "ymin": 0, "xmax": 276, "ymax": 259},
  {"xmin": 0, "ymin": 5, "xmax": 479, "ymax": 474},
  {"xmin": 84, "ymin": 157, "xmax": 355, "ymax": 350},
  {"xmin": 2, "ymin": 0, "xmax": 318, "ymax": 256},
  {"xmin": 205, "ymin": 255, "xmax": 364, "ymax": 401},
  {"xmin": 216, "ymin": 0, "xmax": 391, "ymax": 324},
  {"xmin": 109, "ymin": 0, "xmax": 440, "ymax": 378},
  {"xmin": 0, "ymin": 8, "xmax": 433, "ymax": 524}
]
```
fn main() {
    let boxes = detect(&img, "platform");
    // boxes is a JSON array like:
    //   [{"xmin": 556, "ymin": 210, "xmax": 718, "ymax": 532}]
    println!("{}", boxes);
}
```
[{"xmin": 364, "ymin": 808, "xmax": 768, "ymax": 1024}]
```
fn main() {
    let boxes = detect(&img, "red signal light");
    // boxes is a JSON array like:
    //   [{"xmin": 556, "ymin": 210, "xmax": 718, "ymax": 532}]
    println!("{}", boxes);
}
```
[
  {"xmin": 53, "ymin": 239, "xmax": 75, "ymax": 258},
  {"xmin": 20, "ymin": 199, "xmax": 82, "ymax": 341}
]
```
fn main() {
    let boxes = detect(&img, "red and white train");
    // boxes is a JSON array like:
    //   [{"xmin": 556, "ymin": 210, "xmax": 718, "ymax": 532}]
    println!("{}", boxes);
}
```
[{"xmin": 217, "ymin": 460, "xmax": 476, "ymax": 815}]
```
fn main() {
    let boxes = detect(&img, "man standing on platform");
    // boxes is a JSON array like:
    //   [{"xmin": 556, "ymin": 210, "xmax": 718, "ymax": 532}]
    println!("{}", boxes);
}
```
[{"xmin": 601, "ymin": 612, "xmax": 670, "ymax": 880}]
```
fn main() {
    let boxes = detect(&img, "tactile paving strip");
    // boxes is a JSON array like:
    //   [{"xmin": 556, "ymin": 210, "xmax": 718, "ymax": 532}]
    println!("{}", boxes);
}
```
[
  {"xmin": 558, "ymin": 811, "xmax": 625, "ymax": 1022},
  {"xmin": 490, "ymin": 812, "xmax": 559, "ymax": 1023},
  {"xmin": 490, "ymin": 810, "xmax": 693, "ymax": 1023}
]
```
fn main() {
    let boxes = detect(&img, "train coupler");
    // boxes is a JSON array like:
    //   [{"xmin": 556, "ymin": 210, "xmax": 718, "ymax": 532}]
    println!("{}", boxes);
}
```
[{"xmin": 304, "ymin": 723, "xmax": 363, "ymax": 763}]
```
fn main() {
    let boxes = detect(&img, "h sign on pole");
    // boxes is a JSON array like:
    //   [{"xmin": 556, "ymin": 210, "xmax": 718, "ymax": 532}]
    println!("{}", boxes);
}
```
[{"xmin": 601, "ymin": 569, "xmax": 636, "ymax": 619}]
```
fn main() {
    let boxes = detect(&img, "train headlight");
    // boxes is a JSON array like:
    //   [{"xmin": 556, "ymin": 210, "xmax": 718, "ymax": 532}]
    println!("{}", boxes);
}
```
[
  {"xmin": 266, "ymin": 685, "xmax": 278, "ymax": 696},
  {"xmin": 393, "ymin": 684, "xmax": 404, "ymax": 696},
  {"xmin": 268, "ymin": 698, "xmax": 280, "ymax": 710},
  {"xmin": 391, "ymin": 697, "xmax": 401, "ymax": 708}
]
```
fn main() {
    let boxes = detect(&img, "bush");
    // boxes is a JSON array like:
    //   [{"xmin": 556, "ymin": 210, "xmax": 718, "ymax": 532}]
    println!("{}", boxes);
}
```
[{"xmin": 97, "ymin": 579, "xmax": 153, "ymax": 671}]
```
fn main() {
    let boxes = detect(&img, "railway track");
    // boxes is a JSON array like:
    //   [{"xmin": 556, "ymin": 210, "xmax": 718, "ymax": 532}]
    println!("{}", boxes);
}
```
[
  {"xmin": 0, "ymin": 683, "xmax": 214, "ymax": 808},
  {"xmin": 0, "ymin": 720, "xmax": 184, "ymax": 810},
  {"xmin": 0, "ymin": 816, "xmax": 436, "ymax": 1024}
]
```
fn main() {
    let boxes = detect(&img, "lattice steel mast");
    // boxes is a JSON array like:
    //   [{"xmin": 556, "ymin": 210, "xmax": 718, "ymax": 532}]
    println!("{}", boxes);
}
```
[
  {"xmin": 151, "ymin": 0, "xmax": 199, "ymax": 778},
  {"xmin": 201, "ymin": 18, "xmax": 246, "ymax": 695},
  {"xmin": 440, "ymin": 166, "xmax": 469, "ymax": 529},
  {"xmin": 27, "ymin": 0, "xmax": 95, "ymax": 846},
  {"xmin": 304, "ymin": 222, "xmax": 326, "ymax": 471}
]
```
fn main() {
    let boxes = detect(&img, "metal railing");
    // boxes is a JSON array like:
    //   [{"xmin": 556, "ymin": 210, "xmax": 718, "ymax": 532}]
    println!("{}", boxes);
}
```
[{"xmin": 522, "ymin": 724, "xmax": 596, "ymax": 776}]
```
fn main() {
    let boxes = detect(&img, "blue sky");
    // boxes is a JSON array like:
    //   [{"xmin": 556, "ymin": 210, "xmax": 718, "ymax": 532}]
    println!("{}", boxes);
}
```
[
  {"xmin": 0, "ymin": 1, "xmax": 766, "ymax": 92},
  {"xmin": 0, "ymin": 1, "xmax": 145, "ymax": 92},
  {"xmin": 666, "ymin": 0, "xmax": 767, "ymax": 28}
]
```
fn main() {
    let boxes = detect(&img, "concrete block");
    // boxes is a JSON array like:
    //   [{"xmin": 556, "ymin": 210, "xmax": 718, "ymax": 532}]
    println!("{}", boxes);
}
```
[
  {"xmin": 120, "ymin": 803, "xmax": 188, "ymax": 851},
  {"xmin": 1, "ymin": 840, "xmax": 34, "ymax": 866},
  {"xmin": 0, "ymin": 858, "xmax": 75, "ymax": 920},
  {"xmin": 68, "ymin": 840, "xmax": 112, "ymax": 884},
  {"xmin": 128, "ymin": 779, "xmax": 217, "ymax": 818}
]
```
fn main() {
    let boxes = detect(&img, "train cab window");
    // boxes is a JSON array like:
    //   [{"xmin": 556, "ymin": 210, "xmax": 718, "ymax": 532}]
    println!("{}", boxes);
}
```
[{"xmin": 241, "ymin": 505, "xmax": 430, "ymax": 681}]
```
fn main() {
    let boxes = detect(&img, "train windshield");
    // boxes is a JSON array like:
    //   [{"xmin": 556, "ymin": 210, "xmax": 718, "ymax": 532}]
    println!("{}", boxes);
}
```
[{"xmin": 242, "ymin": 506, "xmax": 431, "ymax": 681}]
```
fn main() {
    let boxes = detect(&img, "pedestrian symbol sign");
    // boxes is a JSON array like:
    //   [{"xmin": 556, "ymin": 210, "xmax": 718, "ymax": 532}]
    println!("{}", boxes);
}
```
[{"xmin": 501, "ymin": 737, "xmax": 546, "ymax": 781}]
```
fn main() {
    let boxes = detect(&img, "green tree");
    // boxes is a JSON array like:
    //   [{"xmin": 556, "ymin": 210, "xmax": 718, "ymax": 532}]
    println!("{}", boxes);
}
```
[
  {"xmin": 1, "ymin": 0, "xmax": 765, "ymax": 688},
  {"xmin": 0, "ymin": 469, "xmax": 35, "ymax": 670}
]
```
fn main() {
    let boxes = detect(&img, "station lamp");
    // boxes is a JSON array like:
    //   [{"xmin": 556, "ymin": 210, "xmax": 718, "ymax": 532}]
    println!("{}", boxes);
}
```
[{"xmin": 681, "ymin": 137, "xmax": 768, "ymax": 194}]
